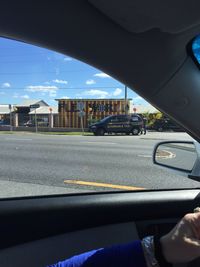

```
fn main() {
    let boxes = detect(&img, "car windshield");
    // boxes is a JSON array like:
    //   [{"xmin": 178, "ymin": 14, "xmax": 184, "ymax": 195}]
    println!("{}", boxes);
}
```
[
  {"xmin": 0, "ymin": 37, "xmax": 199, "ymax": 199},
  {"xmin": 99, "ymin": 116, "xmax": 112, "ymax": 123}
]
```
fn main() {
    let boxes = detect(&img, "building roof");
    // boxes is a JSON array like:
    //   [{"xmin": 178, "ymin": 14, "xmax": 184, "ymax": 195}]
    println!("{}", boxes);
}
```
[
  {"xmin": 29, "ymin": 106, "xmax": 58, "ymax": 115},
  {"xmin": 0, "ymin": 105, "xmax": 15, "ymax": 114},
  {"xmin": 16, "ymin": 99, "xmax": 49, "ymax": 107}
]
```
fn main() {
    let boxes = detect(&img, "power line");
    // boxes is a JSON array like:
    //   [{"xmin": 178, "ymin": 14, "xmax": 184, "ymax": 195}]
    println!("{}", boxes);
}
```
[
  {"xmin": 0, "ymin": 69, "xmax": 91, "ymax": 75},
  {"xmin": 0, "ymin": 59, "xmax": 68, "ymax": 63},
  {"xmin": 0, "ymin": 53, "xmax": 50, "ymax": 58},
  {"xmin": 0, "ymin": 86, "xmax": 124, "ymax": 90}
]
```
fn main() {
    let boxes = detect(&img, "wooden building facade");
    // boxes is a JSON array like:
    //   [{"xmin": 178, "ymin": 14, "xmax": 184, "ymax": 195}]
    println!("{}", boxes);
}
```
[{"xmin": 57, "ymin": 99, "xmax": 131, "ymax": 128}]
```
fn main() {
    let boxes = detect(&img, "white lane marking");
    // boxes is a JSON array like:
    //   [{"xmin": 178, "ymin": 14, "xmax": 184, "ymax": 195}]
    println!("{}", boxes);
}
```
[
  {"xmin": 138, "ymin": 150, "xmax": 175, "ymax": 159},
  {"xmin": 80, "ymin": 141, "xmax": 117, "ymax": 145},
  {"xmin": 5, "ymin": 138, "xmax": 33, "ymax": 141},
  {"xmin": 157, "ymin": 150, "xmax": 175, "ymax": 159}
]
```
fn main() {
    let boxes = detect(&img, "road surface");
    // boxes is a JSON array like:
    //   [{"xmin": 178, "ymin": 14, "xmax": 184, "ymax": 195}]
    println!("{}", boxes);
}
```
[{"xmin": 0, "ymin": 131, "xmax": 199, "ymax": 197}]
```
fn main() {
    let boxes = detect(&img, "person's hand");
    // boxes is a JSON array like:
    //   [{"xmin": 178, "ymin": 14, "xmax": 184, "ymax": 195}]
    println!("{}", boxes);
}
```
[{"xmin": 160, "ymin": 211, "xmax": 200, "ymax": 263}]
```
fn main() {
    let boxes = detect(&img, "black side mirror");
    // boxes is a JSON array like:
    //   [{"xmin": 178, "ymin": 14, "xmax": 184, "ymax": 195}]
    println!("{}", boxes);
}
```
[{"xmin": 153, "ymin": 141, "xmax": 200, "ymax": 181}]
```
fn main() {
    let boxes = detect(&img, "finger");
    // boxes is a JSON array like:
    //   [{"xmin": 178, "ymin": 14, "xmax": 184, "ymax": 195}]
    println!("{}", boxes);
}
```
[
  {"xmin": 191, "ymin": 213, "xmax": 200, "ymax": 239},
  {"xmin": 185, "ymin": 237, "xmax": 200, "ymax": 260}
]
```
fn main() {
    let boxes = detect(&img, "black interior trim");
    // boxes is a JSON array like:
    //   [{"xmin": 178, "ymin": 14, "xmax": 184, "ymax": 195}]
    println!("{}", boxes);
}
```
[{"xmin": 0, "ymin": 189, "xmax": 199, "ymax": 249}]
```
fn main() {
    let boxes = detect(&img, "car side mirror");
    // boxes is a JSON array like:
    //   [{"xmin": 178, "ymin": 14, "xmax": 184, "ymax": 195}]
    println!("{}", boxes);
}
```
[{"xmin": 153, "ymin": 141, "xmax": 200, "ymax": 181}]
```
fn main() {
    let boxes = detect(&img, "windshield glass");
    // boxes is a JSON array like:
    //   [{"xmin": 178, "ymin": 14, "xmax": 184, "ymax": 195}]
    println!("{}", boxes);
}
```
[
  {"xmin": 99, "ymin": 116, "xmax": 112, "ymax": 123},
  {"xmin": 0, "ymin": 37, "xmax": 199, "ymax": 198}
]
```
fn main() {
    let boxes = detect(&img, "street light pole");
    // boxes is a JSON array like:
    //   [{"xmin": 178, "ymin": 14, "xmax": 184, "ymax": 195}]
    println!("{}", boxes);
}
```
[
  {"xmin": 125, "ymin": 85, "xmax": 127, "ymax": 115},
  {"xmin": 35, "ymin": 108, "xmax": 38, "ymax": 133},
  {"xmin": 9, "ymin": 104, "xmax": 12, "ymax": 131}
]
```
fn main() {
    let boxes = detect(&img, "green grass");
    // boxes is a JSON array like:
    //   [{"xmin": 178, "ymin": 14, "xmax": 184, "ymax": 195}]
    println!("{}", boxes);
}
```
[
  {"xmin": 0, "ymin": 131, "xmax": 14, "ymax": 134},
  {"xmin": 38, "ymin": 131, "xmax": 93, "ymax": 136},
  {"xmin": 0, "ymin": 131, "xmax": 93, "ymax": 136}
]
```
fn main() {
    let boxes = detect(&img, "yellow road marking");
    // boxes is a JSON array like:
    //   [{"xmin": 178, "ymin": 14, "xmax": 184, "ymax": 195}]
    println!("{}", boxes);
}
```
[{"xmin": 64, "ymin": 180, "xmax": 145, "ymax": 191}]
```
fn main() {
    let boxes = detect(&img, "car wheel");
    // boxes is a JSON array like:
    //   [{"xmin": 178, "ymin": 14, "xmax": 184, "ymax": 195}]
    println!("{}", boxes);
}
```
[
  {"xmin": 96, "ymin": 128, "xmax": 105, "ymax": 136},
  {"xmin": 132, "ymin": 128, "xmax": 139, "ymax": 135},
  {"xmin": 158, "ymin": 127, "xmax": 163, "ymax": 132},
  {"xmin": 126, "ymin": 132, "xmax": 130, "ymax": 135}
]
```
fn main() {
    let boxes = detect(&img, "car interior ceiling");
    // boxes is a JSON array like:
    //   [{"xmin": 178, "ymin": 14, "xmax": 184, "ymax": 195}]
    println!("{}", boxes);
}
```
[
  {"xmin": 1, "ymin": 1, "xmax": 200, "ymax": 267},
  {"xmin": 0, "ymin": 0, "xmax": 200, "ymax": 139}
]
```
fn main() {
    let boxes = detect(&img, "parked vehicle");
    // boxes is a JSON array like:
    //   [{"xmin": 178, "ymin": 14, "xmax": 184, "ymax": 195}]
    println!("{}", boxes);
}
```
[
  {"xmin": 89, "ymin": 114, "xmax": 143, "ymax": 136},
  {"xmin": 24, "ymin": 119, "xmax": 49, "ymax": 127},
  {"xmin": 0, "ymin": 119, "xmax": 10, "ymax": 127},
  {"xmin": 151, "ymin": 117, "xmax": 183, "ymax": 132}
]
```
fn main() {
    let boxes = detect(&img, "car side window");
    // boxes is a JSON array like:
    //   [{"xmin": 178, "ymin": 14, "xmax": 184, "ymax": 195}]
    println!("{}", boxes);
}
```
[
  {"xmin": 112, "ymin": 116, "xmax": 127, "ymax": 122},
  {"xmin": 0, "ymin": 36, "xmax": 191, "ymax": 199},
  {"xmin": 122, "ymin": 116, "xmax": 129, "ymax": 122},
  {"xmin": 116, "ymin": 116, "xmax": 123, "ymax": 122},
  {"xmin": 110, "ymin": 117, "xmax": 118, "ymax": 122}
]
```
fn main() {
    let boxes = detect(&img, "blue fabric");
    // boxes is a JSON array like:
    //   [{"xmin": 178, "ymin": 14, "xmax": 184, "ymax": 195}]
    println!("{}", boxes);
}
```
[{"xmin": 48, "ymin": 240, "xmax": 147, "ymax": 267}]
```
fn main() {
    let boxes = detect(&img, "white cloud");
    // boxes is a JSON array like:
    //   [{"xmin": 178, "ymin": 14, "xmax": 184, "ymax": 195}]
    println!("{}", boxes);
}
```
[
  {"xmin": 86, "ymin": 79, "xmax": 96, "ymax": 85},
  {"xmin": 64, "ymin": 57, "xmax": 72, "ymax": 61},
  {"xmin": 21, "ymin": 95, "xmax": 30, "ymax": 99},
  {"xmin": 53, "ymin": 79, "xmax": 68, "ymax": 84},
  {"xmin": 25, "ymin": 85, "xmax": 58, "ymax": 97},
  {"xmin": 2, "ymin": 82, "xmax": 11, "ymax": 88},
  {"xmin": 61, "ymin": 96, "xmax": 70, "ymax": 99},
  {"xmin": 94, "ymin": 73, "xmax": 111, "ymax": 78},
  {"xmin": 13, "ymin": 94, "xmax": 30, "ymax": 99},
  {"xmin": 113, "ymin": 88, "xmax": 122, "ymax": 96},
  {"xmin": 83, "ymin": 89, "xmax": 109, "ymax": 99},
  {"xmin": 25, "ymin": 85, "xmax": 58, "ymax": 93}
]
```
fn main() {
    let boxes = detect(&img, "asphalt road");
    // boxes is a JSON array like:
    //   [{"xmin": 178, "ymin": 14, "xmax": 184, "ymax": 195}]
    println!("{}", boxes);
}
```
[{"xmin": 0, "ymin": 131, "xmax": 199, "ymax": 197}]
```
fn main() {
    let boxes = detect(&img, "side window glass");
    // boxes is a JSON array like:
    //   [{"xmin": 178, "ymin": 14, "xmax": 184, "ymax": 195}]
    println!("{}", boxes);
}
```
[
  {"xmin": 123, "ymin": 116, "xmax": 129, "ymax": 122},
  {"xmin": 110, "ymin": 117, "xmax": 118, "ymax": 122},
  {"xmin": 0, "ymin": 37, "xmax": 153, "ymax": 198},
  {"xmin": 118, "ymin": 117, "xmax": 125, "ymax": 122}
]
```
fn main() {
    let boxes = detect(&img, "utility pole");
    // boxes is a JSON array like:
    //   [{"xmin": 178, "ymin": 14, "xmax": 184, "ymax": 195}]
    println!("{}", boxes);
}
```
[
  {"xmin": 125, "ymin": 85, "xmax": 128, "ymax": 115},
  {"xmin": 9, "ymin": 104, "xmax": 12, "ymax": 131},
  {"xmin": 35, "ymin": 108, "xmax": 38, "ymax": 133}
]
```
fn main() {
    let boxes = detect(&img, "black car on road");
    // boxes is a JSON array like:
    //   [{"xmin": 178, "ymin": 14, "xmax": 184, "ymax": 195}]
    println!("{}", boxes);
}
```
[
  {"xmin": 24, "ymin": 119, "xmax": 49, "ymax": 127},
  {"xmin": 0, "ymin": 120, "xmax": 10, "ymax": 127},
  {"xmin": 151, "ymin": 118, "xmax": 183, "ymax": 132},
  {"xmin": 89, "ymin": 114, "xmax": 143, "ymax": 136}
]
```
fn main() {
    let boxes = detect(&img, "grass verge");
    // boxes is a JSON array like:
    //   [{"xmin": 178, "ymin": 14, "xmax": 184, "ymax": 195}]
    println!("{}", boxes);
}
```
[
  {"xmin": 38, "ymin": 131, "xmax": 93, "ymax": 136},
  {"xmin": 0, "ymin": 131, "xmax": 93, "ymax": 136}
]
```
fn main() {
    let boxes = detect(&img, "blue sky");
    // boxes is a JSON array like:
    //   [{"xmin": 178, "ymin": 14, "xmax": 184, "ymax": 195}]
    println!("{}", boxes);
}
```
[{"xmin": 0, "ymin": 37, "xmax": 148, "ymax": 106}]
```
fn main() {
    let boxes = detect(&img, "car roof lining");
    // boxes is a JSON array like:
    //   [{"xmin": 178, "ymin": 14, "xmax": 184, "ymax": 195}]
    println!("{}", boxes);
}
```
[
  {"xmin": 0, "ymin": 1, "xmax": 200, "ymax": 139},
  {"xmin": 0, "ymin": 0, "xmax": 195, "ymax": 95},
  {"xmin": 89, "ymin": 0, "xmax": 200, "ymax": 34}
]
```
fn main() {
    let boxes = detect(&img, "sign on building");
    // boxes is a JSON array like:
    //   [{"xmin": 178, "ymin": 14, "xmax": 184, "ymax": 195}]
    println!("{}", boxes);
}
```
[
  {"xmin": 30, "ymin": 104, "xmax": 40, "ymax": 109},
  {"xmin": 77, "ymin": 102, "xmax": 84, "ymax": 111}
]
